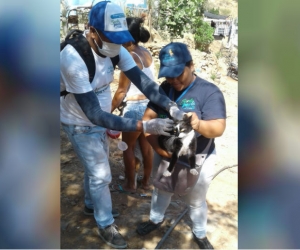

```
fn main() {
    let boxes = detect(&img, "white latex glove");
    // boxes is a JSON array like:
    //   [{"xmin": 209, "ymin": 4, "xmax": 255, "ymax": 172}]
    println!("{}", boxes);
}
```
[
  {"xmin": 169, "ymin": 105, "xmax": 186, "ymax": 121},
  {"xmin": 142, "ymin": 118, "xmax": 174, "ymax": 136}
]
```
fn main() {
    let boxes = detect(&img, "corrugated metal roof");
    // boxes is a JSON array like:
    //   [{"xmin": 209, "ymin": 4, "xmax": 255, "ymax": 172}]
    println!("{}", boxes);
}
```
[{"xmin": 204, "ymin": 11, "xmax": 228, "ymax": 20}]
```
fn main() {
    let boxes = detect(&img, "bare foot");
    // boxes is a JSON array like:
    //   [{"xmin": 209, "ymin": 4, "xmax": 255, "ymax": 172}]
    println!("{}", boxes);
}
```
[
  {"xmin": 141, "ymin": 182, "xmax": 152, "ymax": 190},
  {"xmin": 122, "ymin": 184, "xmax": 137, "ymax": 193}
]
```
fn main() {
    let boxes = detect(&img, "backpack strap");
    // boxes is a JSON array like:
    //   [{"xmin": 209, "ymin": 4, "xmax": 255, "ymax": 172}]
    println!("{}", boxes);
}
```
[
  {"xmin": 60, "ymin": 29, "xmax": 120, "ymax": 97},
  {"xmin": 131, "ymin": 51, "xmax": 145, "ymax": 69},
  {"xmin": 60, "ymin": 30, "xmax": 95, "ymax": 97},
  {"xmin": 71, "ymin": 34, "xmax": 96, "ymax": 83},
  {"xmin": 110, "ymin": 54, "xmax": 119, "ymax": 70}
]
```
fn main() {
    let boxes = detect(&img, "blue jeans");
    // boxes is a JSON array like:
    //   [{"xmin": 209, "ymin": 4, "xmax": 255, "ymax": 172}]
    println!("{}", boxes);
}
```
[
  {"xmin": 122, "ymin": 100, "xmax": 149, "ymax": 163},
  {"xmin": 61, "ymin": 123, "xmax": 114, "ymax": 229},
  {"xmin": 150, "ymin": 150, "xmax": 216, "ymax": 238},
  {"xmin": 123, "ymin": 100, "xmax": 149, "ymax": 120}
]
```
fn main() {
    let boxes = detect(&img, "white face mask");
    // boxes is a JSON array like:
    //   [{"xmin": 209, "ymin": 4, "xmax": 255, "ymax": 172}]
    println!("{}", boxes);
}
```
[{"xmin": 93, "ymin": 29, "xmax": 121, "ymax": 58}]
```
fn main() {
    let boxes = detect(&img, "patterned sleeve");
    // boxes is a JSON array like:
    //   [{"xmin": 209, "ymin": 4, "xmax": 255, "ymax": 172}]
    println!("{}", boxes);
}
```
[{"xmin": 147, "ymin": 81, "xmax": 170, "ymax": 114}]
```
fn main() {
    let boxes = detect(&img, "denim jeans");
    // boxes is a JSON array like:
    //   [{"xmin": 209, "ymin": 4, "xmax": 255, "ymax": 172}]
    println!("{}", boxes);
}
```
[
  {"xmin": 122, "ymin": 100, "xmax": 149, "ymax": 163},
  {"xmin": 123, "ymin": 100, "xmax": 149, "ymax": 120},
  {"xmin": 149, "ymin": 149, "xmax": 216, "ymax": 238},
  {"xmin": 61, "ymin": 123, "xmax": 114, "ymax": 229}
]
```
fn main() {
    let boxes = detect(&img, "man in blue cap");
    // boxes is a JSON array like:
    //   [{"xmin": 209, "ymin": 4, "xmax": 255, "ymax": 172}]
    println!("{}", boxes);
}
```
[
  {"xmin": 137, "ymin": 42, "xmax": 227, "ymax": 249},
  {"xmin": 60, "ymin": 1, "xmax": 185, "ymax": 249}
]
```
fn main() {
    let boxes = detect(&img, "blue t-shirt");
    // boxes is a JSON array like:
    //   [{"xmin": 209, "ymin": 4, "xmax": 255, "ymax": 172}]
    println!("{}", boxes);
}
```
[{"xmin": 148, "ymin": 75, "xmax": 226, "ymax": 160}]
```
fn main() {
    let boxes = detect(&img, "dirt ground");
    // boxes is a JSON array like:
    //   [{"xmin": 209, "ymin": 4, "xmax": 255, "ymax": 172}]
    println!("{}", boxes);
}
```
[{"xmin": 60, "ymin": 44, "xmax": 238, "ymax": 249}]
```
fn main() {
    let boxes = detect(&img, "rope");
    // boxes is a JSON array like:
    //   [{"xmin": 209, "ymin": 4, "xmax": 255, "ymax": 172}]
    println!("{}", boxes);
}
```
[
  {"xmin": 212, "ymin": 164, "xmax": 238, "ymax": 180},
  {"xmin": 154, "ymin": 164, "xmax": 238, "ymax": 249},
  {"xmin": 155, "ymin": 207, "xmax": 189, "ymax": 249}
]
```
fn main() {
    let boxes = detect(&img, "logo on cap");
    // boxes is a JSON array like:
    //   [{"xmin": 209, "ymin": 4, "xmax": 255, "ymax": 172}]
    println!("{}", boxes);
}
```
[
  {"xmin": 111, "ymin": 19, "xmax": 122, "ymax": 28},
  {"xmin": 162, "ymin": 49, "xmax": 175, "ymax": 64},
  {"xmin": 111, "ymin": 13, "xmax": 125, "ymax": 19}
]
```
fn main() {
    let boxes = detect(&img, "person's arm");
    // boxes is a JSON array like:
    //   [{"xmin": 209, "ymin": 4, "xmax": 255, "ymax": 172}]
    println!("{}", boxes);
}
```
[
  {"xmin": 74, "ymin": 91, "xmax": 173, "ymax": 135},
  {"xmin": 111, "ymin": 72, "xmax": 130, "ymax": 113},
  {"xmin": 123, "ymin": 66, "xmax": 184, "ymax": 120},
  {"xmin": 111, "ymin": 53, "xmax": 143, "ymax": 113},
  {"xmin": 74, "ymin": 91, "xmax": 142, "ymax": 131},
  {"xmin": 143, "ymin": 108, "xmax": 172, "ymax": 158},
  {"xmin": 187, "ymin": 112, "xmax": 226, "ymax": 138},
  {"xmin": 62, "ymin": 45, "xmax": 173, "ymax": 133}
]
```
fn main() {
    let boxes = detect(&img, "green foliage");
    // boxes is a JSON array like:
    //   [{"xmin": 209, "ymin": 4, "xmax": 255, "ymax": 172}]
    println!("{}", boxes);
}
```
[
  {"xmin": 200, "ymin": 0, "xmax": 209, "ymax": 14},
  {"xmin": 194, "ymin": 21, "xmax": 214, "ymax": 51},
  {"xmin": 210, "ymin": 72, "xmax": 216, "ymax": 81},
  {"xmin": 158, "ymin": 0, "xmax": 203, "ymax": 40},
  {"xmin": 125, "ymin": 7, "xmax": 143, "ymax": 18},
  {"xmin": 125, "ymin": 7, "xmax": 131, "ymax": 17},
  {"xmin": 216, "ymin": 51, "xmax": 222, "ymax": 59},
  {"xmin": 156, "ymin": 0, "xmax": 214, "ymax": 50}
]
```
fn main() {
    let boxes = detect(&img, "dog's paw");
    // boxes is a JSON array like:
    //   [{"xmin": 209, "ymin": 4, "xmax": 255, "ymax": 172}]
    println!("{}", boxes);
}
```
[
  {"xmin": 163, "ymin": 171, "xmax": 172, "ymax": 177},
  {"xmin": 190, "ymin": 169, "xmax": 198, "ymax": 175}
]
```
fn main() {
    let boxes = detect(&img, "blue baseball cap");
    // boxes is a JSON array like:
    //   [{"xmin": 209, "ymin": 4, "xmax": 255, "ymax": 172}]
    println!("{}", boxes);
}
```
[
  {"xmin": 89, "ymin": 1, "xmax": 135, "ymax": 44},
  {"xmin": 158, "ymin": 42, "xmax": 192, "ymax": 78}
]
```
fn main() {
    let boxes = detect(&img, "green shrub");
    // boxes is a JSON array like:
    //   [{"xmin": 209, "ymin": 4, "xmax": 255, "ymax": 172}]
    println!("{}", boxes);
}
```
[
  {"xmin": 210, "ymin": 72, "xmax": 216, "ymax": 81},
  {"xmin": 216, "ymin": 51, "xmax": 222, "ymax": 59},
  {"xmin": 158, "ymin": 0, "xmax": 203, "ymax": 40},
  {"xmin": 194, "ymin": 21, "xmax": 214, "ymax": 51}
]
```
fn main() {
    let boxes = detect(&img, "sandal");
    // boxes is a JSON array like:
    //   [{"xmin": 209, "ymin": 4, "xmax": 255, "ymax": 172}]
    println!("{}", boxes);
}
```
[{"xmin": 136, "ymin": 220, "xmax": 163, "ymax": 236}]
